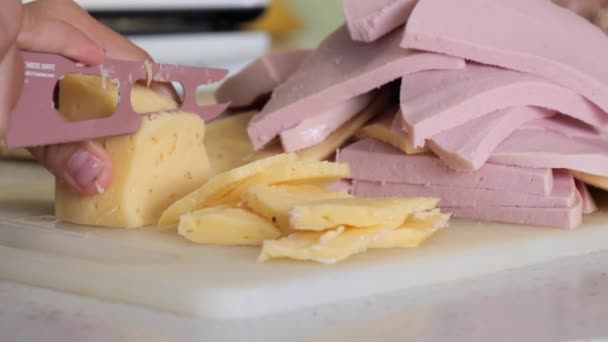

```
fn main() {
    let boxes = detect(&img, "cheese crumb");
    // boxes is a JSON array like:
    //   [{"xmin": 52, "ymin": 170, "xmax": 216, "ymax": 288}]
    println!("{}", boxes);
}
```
[
  {"xmin": 95, "ymin": 180, "xmax": 105, "ymax": 194},
  {"xmin": 99, "ymin": 66, "xmax": 110, "ymax": 90},
  {"xmin": 144, "ymin": 60, "xmax": 153, "ymax": 87}
]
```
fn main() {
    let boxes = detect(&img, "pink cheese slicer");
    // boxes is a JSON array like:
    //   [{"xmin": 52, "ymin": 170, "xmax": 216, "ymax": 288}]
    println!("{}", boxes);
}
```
[{"xmin": 4, "ymin": 52, "xmax": 230, "ymax": 149}]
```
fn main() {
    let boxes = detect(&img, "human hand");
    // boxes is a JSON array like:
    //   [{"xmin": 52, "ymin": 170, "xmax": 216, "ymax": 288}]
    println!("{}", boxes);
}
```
[
  {"xmin": 0, "ymin": 0, "xmax": 24, "ymax": 138},
  {"xmin": 15, "ymin": 0, "xmax": 175, "ymax": 195}
]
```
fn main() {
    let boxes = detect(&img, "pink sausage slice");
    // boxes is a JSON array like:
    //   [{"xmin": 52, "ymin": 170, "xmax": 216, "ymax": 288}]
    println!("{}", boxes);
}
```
[
  {"xmin": 337, "ymin": 139, "xmax": 554, "ymax": 195},
  {"xmin": 247, "ymin": 25, "xmax": 465, "ymax": 150},
  {"xmin": 428, "ymin": 106, "xmax": 555, "ymax": 172},
  {"xmin": 351, "ymin": 170, "xmax": 576, "ymax": 208},
  {"xmin": 350, "ymin": 179, "xmax": 583, "ymax": 229},
  {"xmin": 402, "ymin": 0, "xmax": 608, "ymax": 115},
  {"xmin": 215, "ymin": 49, "xmax": 311, "ymax": 109},
  {"xmin": 490, "ymin": 125, "xmax": 608, "ymax": 176},
  {"xmin": 279, "ymin": 93, "xmax": 373, "ymax": 152},
  {"xmin": 344, "ymin": 0, "xmax": 418, "ymax": 42},
  {"xmin": 444, "ymin": 195, "xmax": 582, "ymax": 229},
  {"xmin": 399, "ymin": 64, "xmax": 608, "ymax": 147},
  {"xmin": 522, "ymin": 114, "xmax": 604, "ymax": 140}
]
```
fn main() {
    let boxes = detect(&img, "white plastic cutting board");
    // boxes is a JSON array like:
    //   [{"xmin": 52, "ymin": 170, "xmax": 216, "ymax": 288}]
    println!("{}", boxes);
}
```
[{"xmin": 1, "ymin": 161, "xmax": 608, "ymax": 320}]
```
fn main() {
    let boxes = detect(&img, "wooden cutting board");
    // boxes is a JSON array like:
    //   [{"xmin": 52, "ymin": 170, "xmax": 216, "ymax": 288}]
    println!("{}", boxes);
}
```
[{"xmin": 2, "ymin": 161, "xmax": 608, "ymax": 320}]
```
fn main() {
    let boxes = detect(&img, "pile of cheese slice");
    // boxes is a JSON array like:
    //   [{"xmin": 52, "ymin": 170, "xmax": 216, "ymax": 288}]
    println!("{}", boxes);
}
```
[{"xmin": 159, "ymin": 154, "xmax": 450, "ymax": 264}]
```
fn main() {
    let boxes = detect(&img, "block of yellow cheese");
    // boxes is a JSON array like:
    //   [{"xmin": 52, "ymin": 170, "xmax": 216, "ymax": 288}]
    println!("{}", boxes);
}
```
[
  {"xmin": 258, "ymin": 224, "xmax": 391, "ymax": 264},
  {"xmin": 54, "ymin": 76, "xmax": 210, "ymax": 228},
  {"xmin": 178, "ymin": 206, "xmax": 282, "ymax": 246},
  {"xmin": 159, "ymin": 155, "xmax": 350, "ymax": 226},
  {"xmin": 369, "ymin": 209, "xmax": 450, "ymax": 249},
  {"xmin": 289, "ymin": 197, "xmax": 439, "ymax": 231},
  {"xmin": 241, "ymin": 184, "xmax": 352, "ymax": 231},
  {"xmin": 55, "ymin": 111, "xmax": 210, "ymax": 228},
  {"xmin": 204, "ymin": 112, "xmax": 265, "ymax": 176},
  {"xmin": 355, "ymin": 110, "xmax": 429, "ymax": 155}
]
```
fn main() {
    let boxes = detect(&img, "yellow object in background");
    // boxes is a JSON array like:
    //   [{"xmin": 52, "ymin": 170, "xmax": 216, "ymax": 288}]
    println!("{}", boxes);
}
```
[
  {"xmin": 242, "ymin": 0, "xmax": 301, "ymax": 36},
  {"xmin": 242, "ymin": 0, "xmax": 344, "ymax": 49}
]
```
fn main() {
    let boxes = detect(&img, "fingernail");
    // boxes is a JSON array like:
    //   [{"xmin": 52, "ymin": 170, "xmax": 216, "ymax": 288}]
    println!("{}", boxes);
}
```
[{"xmin": 67, "ymin": 150, "xmax": 104, "ymax": 191}]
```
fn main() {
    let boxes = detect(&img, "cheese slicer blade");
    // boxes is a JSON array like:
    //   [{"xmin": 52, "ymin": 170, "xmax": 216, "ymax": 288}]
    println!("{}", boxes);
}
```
[{"xmin": 5, "ymin": 51, "xmax": 230, "ymax": 149}]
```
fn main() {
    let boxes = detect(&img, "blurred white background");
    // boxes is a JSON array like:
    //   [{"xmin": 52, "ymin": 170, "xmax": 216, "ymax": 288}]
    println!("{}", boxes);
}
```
[{"xmin": 21, "ymin": 0, "xmax": 345, "ymax": 90}]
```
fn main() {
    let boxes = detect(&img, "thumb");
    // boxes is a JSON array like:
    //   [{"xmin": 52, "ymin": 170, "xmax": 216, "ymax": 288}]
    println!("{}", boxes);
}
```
[
  {"xmin": 0, "ymin": 45, "xmax": 23, "ymax": 138},
  {"xmin": 28, "ymin": 141, "xmax": 112, "ymax": 195}
]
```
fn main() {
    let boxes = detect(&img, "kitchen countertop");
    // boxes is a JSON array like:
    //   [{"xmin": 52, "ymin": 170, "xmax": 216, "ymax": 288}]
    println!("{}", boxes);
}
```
[
  {"xmin": 1, "ymin": 163, "xmax": 608, "ymax": 341},
  {"xmin": 1, "ymin": 180, "xmax": 608, "ymax": 342}
]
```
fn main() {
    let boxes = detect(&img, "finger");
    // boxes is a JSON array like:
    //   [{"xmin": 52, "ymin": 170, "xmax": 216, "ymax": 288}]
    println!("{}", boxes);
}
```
[
  {"xmin": 0, "ymin": 47, "xmax": 23, "ymax": 138},
  {"xmin": 20, "ymin": 7, "xmax": 178, "ymax": 102},
  {"xmin": 28, "ymin": 0, "xmax": 179, "ymax": 101},
  {"xmin": 0, "ymin": 45, "xmax": 24, "ymax": 138},
  {"xmin": 0, "ymin": 0, "xmax": 22, "ymax": 61},
  {"xmin": 0, "ymin": 0, "xmax": 23, "ymax": 138},
  {"xmin": 27, "ymin": 0, "xmax": 147, "ymax": 61},
  {"xmin": 18, "ymin": 15, "xmax": 104, "ymax": 65},
  {"xmin": 28, "ymin": 141, "xmax": 112, "ymax": 196}
]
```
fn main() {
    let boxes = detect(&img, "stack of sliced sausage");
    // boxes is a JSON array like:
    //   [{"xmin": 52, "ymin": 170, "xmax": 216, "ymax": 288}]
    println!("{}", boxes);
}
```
[{"xmin": 217, "ymin": 0, "xmax": 608, "ymax": 228}]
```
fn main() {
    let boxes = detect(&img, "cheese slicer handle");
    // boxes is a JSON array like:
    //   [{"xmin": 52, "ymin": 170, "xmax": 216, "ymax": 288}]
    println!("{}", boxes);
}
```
[
  {"xmin": 5, "ymin": 52, "xmax": 142, "ymax": 149},
  {"xmin": 5, "ymin": 52, "xmax": 230, "ymax": 149}
]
